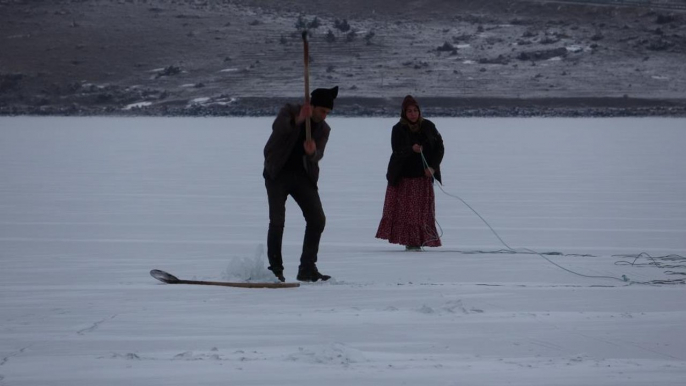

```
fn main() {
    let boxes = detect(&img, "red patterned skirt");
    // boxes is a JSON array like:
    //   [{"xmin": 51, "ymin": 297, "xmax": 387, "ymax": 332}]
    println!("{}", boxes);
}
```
[{"xmin": 375, "ymin": 176, "xmax": 441, "ymax": 248}]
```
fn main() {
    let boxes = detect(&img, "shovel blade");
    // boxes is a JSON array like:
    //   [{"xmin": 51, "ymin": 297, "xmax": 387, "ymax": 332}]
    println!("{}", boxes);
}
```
[{"xmin": 150, "ymin": 269, "xmax": 180, "ymax": 284}]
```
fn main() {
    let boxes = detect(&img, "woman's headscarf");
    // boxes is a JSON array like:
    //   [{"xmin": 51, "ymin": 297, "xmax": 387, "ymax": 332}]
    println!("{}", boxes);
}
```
[{"xmin": 400, "ymin": 95, "xmax": 422, "ymax": 130}]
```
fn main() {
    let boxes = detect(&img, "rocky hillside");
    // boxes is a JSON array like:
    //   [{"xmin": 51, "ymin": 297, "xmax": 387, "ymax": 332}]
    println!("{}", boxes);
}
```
[{"xmin": 1, "ymin": 0, "xmax": 685, "ymax": 116}]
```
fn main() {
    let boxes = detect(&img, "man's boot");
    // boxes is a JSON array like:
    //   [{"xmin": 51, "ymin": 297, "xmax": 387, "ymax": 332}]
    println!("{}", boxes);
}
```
[
  {"xmin": 297, "ymin": 265, "xmax": 331, "ymax": 282},
  {"xmin": 268, "ymin": 267, "xmax": 285, "ymax": 282},
  {"xmin": 274, "ymin": 271, "xmax": 286, "ymax": 282}
]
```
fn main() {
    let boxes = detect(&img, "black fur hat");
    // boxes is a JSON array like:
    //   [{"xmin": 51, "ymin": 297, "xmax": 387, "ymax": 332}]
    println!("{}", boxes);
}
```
[{"xmin": 310, "ymin": 86, "xmax": 339, "ymax": 109}]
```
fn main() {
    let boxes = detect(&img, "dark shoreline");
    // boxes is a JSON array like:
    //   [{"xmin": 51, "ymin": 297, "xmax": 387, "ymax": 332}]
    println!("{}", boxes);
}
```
[{"xmin": 2, "ymin": 97, "xmax": 686, "ymax": 118}]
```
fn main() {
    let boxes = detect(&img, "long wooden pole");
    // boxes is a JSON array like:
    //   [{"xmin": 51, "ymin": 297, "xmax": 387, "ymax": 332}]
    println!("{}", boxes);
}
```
[
  {"xmin": 150, "ymin": 269, "xmax": 300, "ymax": 289},
  {"xmin": 302, "ymin": 30, "xmax": 311, "ymax": 141}
]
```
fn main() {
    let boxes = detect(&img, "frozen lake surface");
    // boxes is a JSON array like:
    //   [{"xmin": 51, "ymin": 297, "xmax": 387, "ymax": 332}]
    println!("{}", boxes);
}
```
[{"xmin": 1, "ymin": 116, "xmax": 685, "ymax": 385}]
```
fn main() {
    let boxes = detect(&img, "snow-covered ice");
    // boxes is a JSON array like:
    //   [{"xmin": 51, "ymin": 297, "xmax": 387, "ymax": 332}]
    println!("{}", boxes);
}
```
[{"xmin": 1, "ymin": 116, "xmax": 685, "ymax": 385}]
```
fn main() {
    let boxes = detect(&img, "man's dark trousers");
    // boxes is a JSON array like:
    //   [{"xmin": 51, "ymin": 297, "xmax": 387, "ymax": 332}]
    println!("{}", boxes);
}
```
[{"xmin": 265, "ymin": 169, "xmax": 326, "ymax": 274}]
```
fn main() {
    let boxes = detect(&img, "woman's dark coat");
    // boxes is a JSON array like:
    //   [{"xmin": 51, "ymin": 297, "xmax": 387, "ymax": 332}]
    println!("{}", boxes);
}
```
[{"xmin": 386, "ymin": 118, "xmax": 444, "ymax": 186}]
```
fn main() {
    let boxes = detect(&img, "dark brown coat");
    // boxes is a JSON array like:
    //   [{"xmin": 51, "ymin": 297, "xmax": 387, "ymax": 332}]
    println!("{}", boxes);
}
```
[{"xmin": 263, "ymin": 103, "xmax": 331, "ymax": 185}]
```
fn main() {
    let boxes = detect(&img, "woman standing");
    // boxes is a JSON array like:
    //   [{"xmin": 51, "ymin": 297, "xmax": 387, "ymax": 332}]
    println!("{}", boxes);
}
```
[{"xmin": 376, "ymin": 95, "xmax": 444, "ymax": 250}]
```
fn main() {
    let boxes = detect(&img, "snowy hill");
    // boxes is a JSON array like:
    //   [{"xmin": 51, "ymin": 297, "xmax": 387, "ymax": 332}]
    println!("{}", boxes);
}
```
[{"xmin": 1, "ymin": 0, "xmax": 685, "ymax": 115}]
